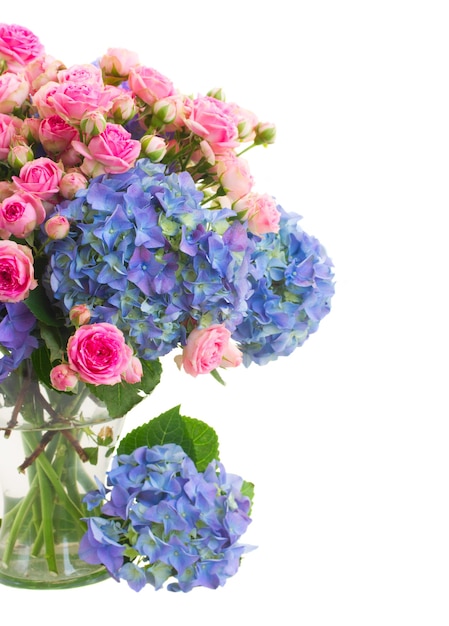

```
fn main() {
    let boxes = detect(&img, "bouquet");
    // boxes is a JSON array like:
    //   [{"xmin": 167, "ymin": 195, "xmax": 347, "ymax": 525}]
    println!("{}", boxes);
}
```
[{"xmin": 0, "ymin": 22, "xmax": 335, "ymax": 591}]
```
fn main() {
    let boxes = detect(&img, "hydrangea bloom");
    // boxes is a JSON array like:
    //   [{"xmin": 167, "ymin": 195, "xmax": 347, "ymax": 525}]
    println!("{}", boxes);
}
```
[
  {"xmin": 233, "ymin": 205, "xmax": 335, "ymax": 365},
  {"xmin": 79, "ymin": 443, "xmax": 253, "ymax": 592},
  {"xmin": 0, "ymin": 302, "xmax": 38, "ymax": 381},
  {"xmin": 44, "ymin": 159, "xmax": 254, "ymax": 361}
]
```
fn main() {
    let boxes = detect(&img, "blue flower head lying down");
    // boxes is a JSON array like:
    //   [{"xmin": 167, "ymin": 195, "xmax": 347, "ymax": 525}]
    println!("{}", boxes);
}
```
[{"xmin": 79, "ymin": 443, "xmax": 254, "ymax": 592}]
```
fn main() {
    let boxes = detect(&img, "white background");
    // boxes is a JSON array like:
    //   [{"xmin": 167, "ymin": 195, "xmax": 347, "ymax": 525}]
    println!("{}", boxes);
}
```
[{"xmin": 1, "ymin": 1, "xmax": 448, "ymax": 624}]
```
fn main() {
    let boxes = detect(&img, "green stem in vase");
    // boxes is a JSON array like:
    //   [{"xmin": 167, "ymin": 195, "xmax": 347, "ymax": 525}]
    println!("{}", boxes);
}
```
[
  {"xmin": 1, "ymin": 474, "xmax": 38, "ymax": 566},
  {"xmin": 33, "ymin": 440, "xmax": 85, "ymax": 527},
  {"xmin": 34, "ymin": 459, "xmax": 57, "ymax": 573}
]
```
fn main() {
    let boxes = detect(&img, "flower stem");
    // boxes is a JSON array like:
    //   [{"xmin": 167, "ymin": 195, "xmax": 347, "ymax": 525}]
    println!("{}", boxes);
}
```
[
  {"xmin": 1, "ymin": 474, "xmax": 38, "ymax": 566},
  {"xmin": 3, "ymin": 376, "xmax": 31, "ymax": 438},
  {"xmin": 35, "ymin": 460, "xmax": 58, "ymax": 573},
  {"xmin": 18, "ymin": 430, "xmax": 56, "ymax": 473}
]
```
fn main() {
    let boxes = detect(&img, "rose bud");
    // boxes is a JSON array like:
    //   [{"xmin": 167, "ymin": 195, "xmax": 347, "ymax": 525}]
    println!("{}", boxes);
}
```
[
  {"xmin": 7, "ymin": 144, "xmax": 34, "ymax": 171},
  {"xmin": 50, "ymin": 363, "xmax": 78, "ymax": 392},
  {"xmin": 254, "ymin": 121, "xmax": 276, "ymax": 145},
  {"xmin": 59, "ymin": 170, "xmax": 88, "ymax": 199},
  {"xmin": 140, "ymin": 134, "xmax": 167, "ymax": 162},
  {"xmin": 45, "ymin": 214, "xmax": 70, "ymax": 239},
  {"xmin": 80, "ymin": 111, "xmax": 107, "ymax": 138},
  {"xmin": 69, "ymin": 304, "xmax": 91, "ymax": 326}
]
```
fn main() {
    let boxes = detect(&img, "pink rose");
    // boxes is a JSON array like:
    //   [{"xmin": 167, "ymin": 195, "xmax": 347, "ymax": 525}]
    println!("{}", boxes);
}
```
[
  {"xmin": 32, "ymin": 81, "xmax": 60, "ymax": 118},
  {"xmin": 235, "ymin": 192, "xmax": 281, "ymax": 236},
  {"xmin": 57, "ymin": 64, "xmax": 103, "ymax": 86},
  {"xmin": 67, "ymin": 322, "xmax": 133, "ymax": 386},
  {"xmin": 0, "ymin": 191, "xmax": 46, "ymax": 239},
  {"xmin": 0, "ymin": 112, "xmax": 21, "ymax": 160},
  {"xmin": 185, "ymin": 96, "xmax": 239, "ymax": 154},
  {"xmin": 25, "ymin": 54, "xmax": 63, "ymax": 94},
  {"xmin": 0, "ymin": 239, "xmax": 37, "ymax": 302},
  {"xmin": 0, "ymin": 71, "xmax": 29, "ymax": 114},
  {"xmin": 12, "ymin": 157, "xmax": 63, "ymax": 200},
  {"xmin": 50, "ymin": 363, "xmax": 78, "ymax": 392},
  {"xmin": 49, "ymin": 82, "xmax": 112, "ymax": 125},
  {"xmin": 122, "ymin": 356, "xmax": 143, "ymax": 384},
  {"xmin": 59, "ymin": 145, "xmax": 82, "ymax": 168},
  {"xmin": 72, "ymin": 123, "xmax": 141, "ymax": 176},
  {"xmin": 215, "ymin": 152, "xmax": 254, "ymax": 202},
  {"xmin": 38, "ymin": 115, "xmax": 79, "ymax": 155},
  {"xmin": 0, "ymin": 23, "xmax": 45, "ymax": 72},
  {"xmin": 128, "ymin": 65, "xmax": 175, "ymax": 106},
  {"xmin": 175, "ymin": 324, "xmax": 242, "ymax": 377}
]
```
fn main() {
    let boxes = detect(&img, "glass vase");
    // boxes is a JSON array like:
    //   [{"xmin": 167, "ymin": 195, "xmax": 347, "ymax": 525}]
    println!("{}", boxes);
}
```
[{"xmin": 0, "ymin": 361, "xmax": 125, "ymax": 589}]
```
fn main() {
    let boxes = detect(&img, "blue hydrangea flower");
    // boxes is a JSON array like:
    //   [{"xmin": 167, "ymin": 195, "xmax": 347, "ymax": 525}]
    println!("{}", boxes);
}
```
[
  {"xmin": 0, "ymin": 302, "xmax": 38, "ymax": 382},
  {"xmin": 43, "ymin": 160, "xmax": 254, "ymax": 361},
  {"xmin": 232, "ymin": 205, "xmax": 335, "ymax": 365},
  {"xmin": 79, "ymin": 443, "xmax": 254, "ymax": 592}
]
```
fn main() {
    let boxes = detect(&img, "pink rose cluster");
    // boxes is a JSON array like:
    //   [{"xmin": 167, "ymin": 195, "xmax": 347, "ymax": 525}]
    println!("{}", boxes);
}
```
[
  {"xmin": 50, "ymin": 323, "xmax": 142, "ymax": 391},
  {"xmin": 0, "ymin": 22, "xmax": 284, "ymax": 388}
]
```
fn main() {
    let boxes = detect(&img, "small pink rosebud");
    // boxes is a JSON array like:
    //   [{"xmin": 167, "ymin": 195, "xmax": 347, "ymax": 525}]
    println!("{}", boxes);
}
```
[
  {"xmin": 100, "ymin": 48, "xmax": 140, "ymax": 85},
  {"xmin": 152, "ymin": 98, "xmax": 178, "ymax": 125},
  {"xmin": 50, "ymin": 363, "xmax": 78, "ymax": 392},
  {"xmin": 59, "ymin": 170, "xmax": 88, "ymax": 199},
  {"xmin": 69, "ymin": 304, "xmax": 91, "ymax": 326},
  {"xmin": 110, "ymin": 92, "xmax": 138, "ymax": 124},
  {"xmin": 140, "ymin": 134, "xmax": 167, "ymax": 162},
  {"xmin": 254, "ymin": 121, "xmax": 276, "ymax": 145},
  {"xmin": 7, "ymin": 144, "xmax": 34, "ymax": 171},
  {"xmin": 80, "ymin": 111, "xmax": 107, "ymax": 138},
  {"xmin": 20, "ymin": 117, "xmax": 41, "ymax": 143},
  {"xmin": 122, "ymin": 356, "xmax": 143, "ymax": 384},
  {"xmin": 45, "ymin": 215, "xmax": 70, "ymax": 239}
]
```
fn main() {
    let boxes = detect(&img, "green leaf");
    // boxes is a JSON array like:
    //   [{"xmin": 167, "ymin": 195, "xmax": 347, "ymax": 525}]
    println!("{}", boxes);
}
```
[
  {"xmin": 210, "ymin": 368, "xmax": 226, "ymax": 385},
  {"xmin": 138, "ymin": 359, "xmax": 163, "ymax": 395},
  {"xmin": 83, "ymin": 447, "xmax": 98, "ymax": 465},
  {"xmin": 117, "ymin": 405, "xmax": 219, "ymax": 471},
  {"xmin": 39, "ymin": 324, "xmax": 64, "ymax": 363},
  {"xmin": 25, "ymin": 285, "xmax": 63, "ymax": 327},
  {"xmin": 88, "ymin": 359, "xmax": 162, "ymax": 419},
  {"xmin": 241, "ymin": 481, "xmax": 255, "ymax": 513},
  {"xmin": 31, "ymin": 345, "xmax": 53, "ymax": 389}
]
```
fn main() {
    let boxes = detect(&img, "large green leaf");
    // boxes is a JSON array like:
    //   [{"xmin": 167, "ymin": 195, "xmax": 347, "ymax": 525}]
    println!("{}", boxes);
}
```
[
  {"xmin": 117, "ymin": 405, "xmax": 219, "ymax": 471},
  {"xmin": 25, "ymin": 285, "xmax": 63, "ymax": 327},
  {"xmin": 88, "ymin": 359, "xmax": 162, "ymax": 419}
]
